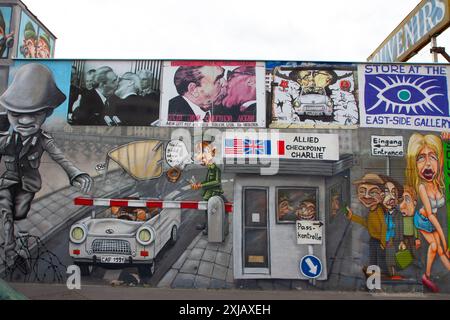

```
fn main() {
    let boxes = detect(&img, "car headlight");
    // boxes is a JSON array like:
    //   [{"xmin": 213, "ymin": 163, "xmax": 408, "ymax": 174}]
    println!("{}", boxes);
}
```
[
  {"xmin": 70, "ymin": 225, "xmax": 87, "ymax": 244},
  {"xmin": 136, "ymin": 227, "xmax": 154, "ymax": 246}
]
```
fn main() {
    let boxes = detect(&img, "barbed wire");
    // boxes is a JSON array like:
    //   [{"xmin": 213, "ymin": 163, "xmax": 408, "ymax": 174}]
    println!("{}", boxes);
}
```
[{"xmin": 1, "ymin": 234, "xmax": 67, "ymax": 283}]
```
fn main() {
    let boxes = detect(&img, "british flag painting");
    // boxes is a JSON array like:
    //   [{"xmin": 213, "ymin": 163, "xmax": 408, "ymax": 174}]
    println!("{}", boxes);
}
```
[{"xmin": 244, "ymin": 139, "xmax": 271, "ymax": 155}]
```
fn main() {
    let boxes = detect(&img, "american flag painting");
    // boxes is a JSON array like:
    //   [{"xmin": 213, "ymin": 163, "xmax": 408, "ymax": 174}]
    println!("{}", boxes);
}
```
[
  {"xmin": 224, "ymin": 138, "xmax": 244, "ymax": 155},
  {"xmin": 244, "ymin": 139, "xmax": 271, "ymax": 155}
]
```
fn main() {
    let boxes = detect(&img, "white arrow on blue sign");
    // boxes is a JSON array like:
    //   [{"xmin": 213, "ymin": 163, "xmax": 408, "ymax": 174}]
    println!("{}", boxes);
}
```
[{"xmin": 300, "ymin": 255, "xmax": 322, "ymax": 279}]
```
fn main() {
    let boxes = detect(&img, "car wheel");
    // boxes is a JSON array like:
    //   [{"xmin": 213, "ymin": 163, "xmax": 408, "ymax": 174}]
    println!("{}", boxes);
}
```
[
  {"xmin": 75, "ymin": 263, "xmax": 93, "ymax": 276},
  {"xmin": 170, "ymin": 225, "xmax": 178, "ymax": 245},
  {"xmin": 138, "ymin": 263, "xmax": 155, "ymax": 280}
]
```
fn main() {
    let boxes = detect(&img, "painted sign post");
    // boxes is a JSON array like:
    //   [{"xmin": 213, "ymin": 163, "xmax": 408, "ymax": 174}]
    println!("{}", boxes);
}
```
[
  {"xmin": 223, "ymin": 132, "xmax": 339, "ymax": 160},
  {"xmin": 368, "ymin": 0, "xmax": 450, "ymax": 62},
  {"xmin": 299, "ymin": 255, "xmax": 322, "ymax": 279},
  {"xmin": 371, "ymin": 135, "xmax": 404, "ymax": 157},
  {"xmin": 296, "ymin": 220, "xmax": 323, "ymax": 245}
]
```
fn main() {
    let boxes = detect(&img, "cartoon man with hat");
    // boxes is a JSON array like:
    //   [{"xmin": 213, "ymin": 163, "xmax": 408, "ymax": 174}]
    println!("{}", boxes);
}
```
[
  {"xmin": 0, "ymin": 63, "xmax": 93, "ymax": 258},
  {"xmin": 20, "ymin": 21, "xmax": 37, "ymax": 58},
  {"xmin": 36, "ymin": 33, "xmax": 51, "ymax": 58},
  {"xmin": 346, "ymin": 173, "xmax": 388, "ymax": 277},
  {"xmin": 191, "ymin": 134, "xmax": 224, "ymax": 235}
]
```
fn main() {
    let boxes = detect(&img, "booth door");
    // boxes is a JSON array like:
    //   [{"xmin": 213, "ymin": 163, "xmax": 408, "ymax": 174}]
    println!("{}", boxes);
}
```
[{"xmin": 243, "ymin": 188, "xmax": 270, "ymax": 274}]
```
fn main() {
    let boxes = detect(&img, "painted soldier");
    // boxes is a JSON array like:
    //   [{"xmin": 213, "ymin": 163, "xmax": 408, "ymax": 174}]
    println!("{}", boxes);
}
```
[
  {"xmin": 0, "ymin": 63, "xmax": 93, "ymax": 257},
  {"xmin": 191, "ymin": 136, "xmax": 224, "ymax": 235}
]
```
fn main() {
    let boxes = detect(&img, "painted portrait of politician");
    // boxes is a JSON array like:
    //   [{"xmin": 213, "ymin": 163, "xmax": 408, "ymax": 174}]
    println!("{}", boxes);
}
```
[
  {"xmin": 68, "ymin": 60, "xmax": 161, "ymax": 126},
  {"xmin": 267, "ymin": 62, "xmax": 359, "ymax": 128},
  {"xmin": 159, "ymin": 61, "xmax": 266, "ymax": 128}
]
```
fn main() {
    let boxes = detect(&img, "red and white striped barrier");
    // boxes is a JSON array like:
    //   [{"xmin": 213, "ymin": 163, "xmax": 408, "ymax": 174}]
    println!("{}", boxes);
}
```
[{"xmin": 74, "ymin": 197, "xmax": 233, "ymax": 213}]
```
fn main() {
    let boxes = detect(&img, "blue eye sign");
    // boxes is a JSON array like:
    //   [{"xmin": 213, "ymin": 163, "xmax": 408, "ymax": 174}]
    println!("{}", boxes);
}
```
[{"xmin": 359, "ymin": 64, "xmax": 450, "ymax": 132}]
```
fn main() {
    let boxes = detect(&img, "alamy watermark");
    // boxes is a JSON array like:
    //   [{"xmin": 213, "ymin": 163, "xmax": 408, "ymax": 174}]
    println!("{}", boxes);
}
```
[
  {"xmin": 66, "ymin": 265, "xmax": 81, "ymax": 290},
  {"xmin": 366, "ymin": 265, "xmax": 381, "ymax": 290},
  {"xmin": 170, "ymin": 127, "xmax": 281, "ymax": 175}
]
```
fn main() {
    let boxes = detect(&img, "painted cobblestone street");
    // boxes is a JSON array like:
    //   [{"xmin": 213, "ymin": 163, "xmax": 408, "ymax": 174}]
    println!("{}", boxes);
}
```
[{"xmin": 158, "ymin": 226, "xmax": 234, "ymax": 289}]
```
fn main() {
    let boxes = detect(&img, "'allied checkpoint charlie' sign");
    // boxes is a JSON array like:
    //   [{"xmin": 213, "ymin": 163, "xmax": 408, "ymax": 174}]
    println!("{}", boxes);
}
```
[{"xmin": 223, "ymin": 133, "xmax": 339, "ymax": 160}]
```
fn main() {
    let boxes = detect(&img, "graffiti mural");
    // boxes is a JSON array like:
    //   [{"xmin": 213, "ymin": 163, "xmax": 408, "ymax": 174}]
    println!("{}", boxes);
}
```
[
  {"xmin": 345, "ymin": 132, "xmax": 450, "ymax": 292},
  {"xmin": 359, "ymin": 64, "xmax": 450, "ymax": 131},
  {"xmin": 0, "ymin": 58, "xmax": 449, "ymax": 296},
  {"xmin": 68, "ymin": 60, "xmax": 161, "ymax": 126},
  {"xmin": 16, "ymin": 11, "xmax": 55, "ymax": 59},
  {"xmin": 0, "ymin": 63, "xmax": 93, "ymax": 262},
  {"xmin": 405, "ymin": 133, "xmax": 450, "ymax": 292},
  {"xmin": 68, "ymin": 140, "xmax": 181, "ymax": 281},
  {"xmin": 160, "ymin": 61, "xmax": 266, "ymax": 127},
  {"xmin": 267, "ymin": 62, "xmax": 359, "ymax": 128}
]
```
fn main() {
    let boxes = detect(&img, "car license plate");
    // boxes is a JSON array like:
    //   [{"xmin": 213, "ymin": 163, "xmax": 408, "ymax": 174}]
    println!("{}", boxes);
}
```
[{"xmin": 101, "ymin": 256, "xmax": 125, "ymax": 264}]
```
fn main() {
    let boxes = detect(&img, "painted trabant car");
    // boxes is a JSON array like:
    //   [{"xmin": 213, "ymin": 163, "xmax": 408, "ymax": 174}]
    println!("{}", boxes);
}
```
[
  {"xmin": 294, "ymin": 86, "xmax": 333, "ymax": 116},
  {"xmin": 69, "ymin": 203, "xmax": 181, "ymax": 277}
]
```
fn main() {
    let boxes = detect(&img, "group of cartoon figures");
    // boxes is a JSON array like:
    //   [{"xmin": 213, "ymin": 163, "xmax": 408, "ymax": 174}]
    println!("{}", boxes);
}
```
[
  {"xmin": 348, "ymin": 133, "xmax": 450, "ymax": 292},
  {"xmin": 278, "ymin": 197, "xmax": 316, "ymax": 222}
]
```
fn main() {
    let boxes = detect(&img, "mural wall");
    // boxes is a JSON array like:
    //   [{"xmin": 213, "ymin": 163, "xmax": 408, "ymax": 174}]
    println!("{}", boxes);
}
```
[
  {"xmin": 359, "ymin": 64, "xmax": 450, "ymax": 131},
  {"xmin": 267, "ymin": 62, "xmax": 359, "ymax": 128},
  {"xmin": 160, "ymin": 61, "xmax": 266, "ymax": 128},
  {"xmin": 0, "ymin": 59, "xmax": 448, "ymax": 294},
  {"xmin": 344, "ymin": 130, "xmax": 450, "ymax": 293},
  {"xmin": 68, "ymin": 60, "xmax": 161, "ymax": 126}
]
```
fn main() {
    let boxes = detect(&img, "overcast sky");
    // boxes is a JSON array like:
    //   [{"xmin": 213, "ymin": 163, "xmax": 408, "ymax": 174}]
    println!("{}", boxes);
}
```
[{"xmin": 22, "ymin": 0, "xmax": 450, "ymax": 63}]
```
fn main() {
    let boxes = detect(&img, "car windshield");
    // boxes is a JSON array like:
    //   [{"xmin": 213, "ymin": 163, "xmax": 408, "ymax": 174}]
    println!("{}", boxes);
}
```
[
  {"xmin": 301, "ymin": 86, "xmax": 325, "ymax": 95},
  {"xmin": 100, "ymin": 206, "xmax": 160, "ymax": 222}
]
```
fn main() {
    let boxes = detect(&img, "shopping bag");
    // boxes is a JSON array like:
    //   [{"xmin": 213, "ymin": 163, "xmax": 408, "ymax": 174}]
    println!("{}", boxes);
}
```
[{"xmin": 395, "ymin": 249, "xmax": 413, "ymax": 269}]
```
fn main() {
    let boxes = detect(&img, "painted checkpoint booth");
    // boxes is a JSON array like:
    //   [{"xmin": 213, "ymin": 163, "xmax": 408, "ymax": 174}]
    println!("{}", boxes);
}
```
[{"xmin": 223, "ymin": 132, "xmax": 353, "ymax": 280}]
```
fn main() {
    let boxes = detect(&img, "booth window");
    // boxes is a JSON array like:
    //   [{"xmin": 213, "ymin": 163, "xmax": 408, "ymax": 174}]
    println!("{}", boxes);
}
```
[
  {"xmin": 329, "ymin": 184, "xmax": 343, "ymax": 218},
  {"xmin": 276, "ymin": 187, "xmax": 318, "ymax": 223}
]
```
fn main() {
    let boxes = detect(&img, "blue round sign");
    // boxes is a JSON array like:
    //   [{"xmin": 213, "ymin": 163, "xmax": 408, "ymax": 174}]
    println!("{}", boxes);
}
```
[{"xmin": 300, "ymin": 255, "xmax": 322, "ymax": 279}]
